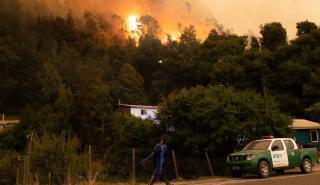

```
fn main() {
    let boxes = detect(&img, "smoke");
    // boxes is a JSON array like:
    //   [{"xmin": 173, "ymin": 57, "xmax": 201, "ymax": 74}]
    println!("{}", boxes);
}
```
[
  {"xmin": 185, "ymin": 1, "xmax": 192, "ymax": 13},
  {"xmin": 18, "ymin": 0, "xmax": 223, "ymax": 40}
]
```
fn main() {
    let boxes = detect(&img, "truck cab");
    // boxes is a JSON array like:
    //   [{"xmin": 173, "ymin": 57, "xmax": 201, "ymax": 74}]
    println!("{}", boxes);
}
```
[{"xmin": 226, "ymin": 137, "xmax": 319, "ymax": 178}]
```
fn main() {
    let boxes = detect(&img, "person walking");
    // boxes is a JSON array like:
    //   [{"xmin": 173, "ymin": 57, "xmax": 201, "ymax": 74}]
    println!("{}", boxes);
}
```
[{"xmin": 148, "ymin": 137, "xmax": 171, "ymax": 185}]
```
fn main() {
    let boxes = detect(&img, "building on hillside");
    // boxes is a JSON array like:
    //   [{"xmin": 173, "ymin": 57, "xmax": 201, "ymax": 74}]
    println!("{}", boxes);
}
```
[
  {"xmin": 0, "ymin": 114, "xmax": 20, "ymax": 132},
  {"xmin": 290, "ymin": 119, "xmax": 320, "ymax": 149},
  {"xmin": 117, "ymin": 104, "xmax": 158, "ymax": 121}
]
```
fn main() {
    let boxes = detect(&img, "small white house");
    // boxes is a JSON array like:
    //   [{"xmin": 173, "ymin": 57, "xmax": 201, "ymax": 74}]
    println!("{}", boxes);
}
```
[
  {"xmin": 118, "ymin": 104, "xmax": 158, "ymax": 120},
  {"xmin": 0, "ymin": 114, "xmax": 20, "ymax": 132}
]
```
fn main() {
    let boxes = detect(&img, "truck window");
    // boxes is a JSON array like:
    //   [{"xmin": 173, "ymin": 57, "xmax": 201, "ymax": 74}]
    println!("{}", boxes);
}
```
[
  {"xmin": 242, "ymin": 140, "xmax": 271, "ymax": 151},
  {"xmin": 271, "ymin": 140, "xmax": 284, "ymax": 151},
  {"xmin": 284, "ymin": 140, "xmax": 294, "ymax": 150}
]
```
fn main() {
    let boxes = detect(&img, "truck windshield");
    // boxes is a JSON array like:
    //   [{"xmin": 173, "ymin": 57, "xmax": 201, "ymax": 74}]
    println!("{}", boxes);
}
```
[{"xmin": 242, "ymin": 140, "xmax": 272, "ymax": 151}]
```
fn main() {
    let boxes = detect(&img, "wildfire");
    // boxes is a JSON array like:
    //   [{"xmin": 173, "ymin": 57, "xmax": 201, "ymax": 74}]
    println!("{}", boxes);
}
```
[
  {"xmin": 126, "ymin": 14, "xmax": 180, "ymax": 44},
  {"xmin": 160, "ymin": 31, "xmax": 181, "ymax": 44},
  {"xmin": 127, "ymin": 15, "xmax": 139, "ymax": 32}
]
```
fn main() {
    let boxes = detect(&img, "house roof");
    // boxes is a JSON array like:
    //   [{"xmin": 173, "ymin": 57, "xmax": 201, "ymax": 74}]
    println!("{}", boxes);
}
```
[
  {"xmin": 0, "ymin": 114, "xmax": 20, "ymax": 125},
  {"xmin": 119, "ymin": 104, "xmax": 158, "ymax": 109},
  {"xmin": 290, "ymin": 119, "xmax": 320, "ymax": 129}
]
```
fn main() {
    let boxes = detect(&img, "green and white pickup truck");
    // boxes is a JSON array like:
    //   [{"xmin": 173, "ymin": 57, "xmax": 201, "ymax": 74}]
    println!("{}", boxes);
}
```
[{"xmin": 226, "ymin": 137, "xmax": 319, "ymax": 178}]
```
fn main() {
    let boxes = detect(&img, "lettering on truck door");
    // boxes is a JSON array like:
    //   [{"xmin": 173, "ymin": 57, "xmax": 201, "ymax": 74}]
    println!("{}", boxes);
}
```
[{"xmin": 270, "ymin": 140, "xmax": 289, "ymax": 168}]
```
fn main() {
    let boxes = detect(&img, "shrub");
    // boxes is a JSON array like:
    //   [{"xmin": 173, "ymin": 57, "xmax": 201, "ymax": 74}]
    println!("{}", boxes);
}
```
[
  {"xmin": 31, "ymin": 133, "xmax": 83, "ymax": 185},
  {"xmin": 0, "ymin": 151, "xmax": 17, "ymax": 185},
  {"xmin": 105, "ymin": 116, "xmax": 159, "ymax": 176}
]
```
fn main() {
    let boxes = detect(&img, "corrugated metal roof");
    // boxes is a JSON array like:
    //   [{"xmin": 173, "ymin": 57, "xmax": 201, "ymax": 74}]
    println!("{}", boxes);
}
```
[{"xmin": 290, "ymin": 119, "xmax": 320, "ymax": 129}]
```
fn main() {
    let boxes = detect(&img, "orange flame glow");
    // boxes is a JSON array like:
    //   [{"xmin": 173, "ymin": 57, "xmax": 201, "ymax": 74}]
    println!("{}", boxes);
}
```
[{"xmin": 127, "ymin": 15, "xmax": 139, "ymax": 32}]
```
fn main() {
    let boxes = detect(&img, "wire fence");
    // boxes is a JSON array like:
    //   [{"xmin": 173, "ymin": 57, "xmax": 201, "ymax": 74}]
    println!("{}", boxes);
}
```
[
  {"xmin": 133, "ymin": 150, "xmax": 227, "ymax": 180},
  {"xmin": 14, "ymin": 147, "xmax": 228, "ymax": 185}
]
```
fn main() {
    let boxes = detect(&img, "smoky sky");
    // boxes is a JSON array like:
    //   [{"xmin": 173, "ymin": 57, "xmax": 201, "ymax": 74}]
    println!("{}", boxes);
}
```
[
  {"xmin": 19, "ymin": 0, "xmax": 320, "ymax": 40},
  {"xmin": 203, "ymin": 0, "xmax": 320, "ymax": 39}
]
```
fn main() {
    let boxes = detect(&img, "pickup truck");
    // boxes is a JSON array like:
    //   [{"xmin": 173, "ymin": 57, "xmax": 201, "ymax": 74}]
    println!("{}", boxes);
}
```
[{"xmin": 226, "ymin": 137, "xmax": 319, "ymax": 178}]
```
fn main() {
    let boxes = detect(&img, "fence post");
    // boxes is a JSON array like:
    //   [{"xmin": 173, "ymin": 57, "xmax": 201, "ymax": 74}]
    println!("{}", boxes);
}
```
[
  {"xmin": 132, "ymin": 148, "xmax": 136, "ymax": 185},
  {"xmin": 16, "ymin": 166, "xmax": 19, "ymax": 185},
  {"xmin": 171, "ymin": 150, "xmax": 180, "ymax": 179},
  {"xmin": 205, "ymin": 152, "xmax": 214, "ymax": 176},
  {"xmin": 88, "ymin": 145, "xmax": 92, "ymax": 181},
  {"xmin": 23, "ymin": 155, "xmax": 27, "ymax": 185},
  {"xmin": 48, "ymin": 172, "xmax": 51, "ymax": 185},
  {"xmin": 25, "ymin": 132, "xmax": 34, "ymax": 185}
]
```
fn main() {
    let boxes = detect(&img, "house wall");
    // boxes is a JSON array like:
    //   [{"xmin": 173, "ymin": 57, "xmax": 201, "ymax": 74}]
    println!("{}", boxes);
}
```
[
  {"xmin": 130, "ymin": 107, "xmax": 157, "ymax": 120},
  {"xmin": 295, "ymin": 129, "xmax": 310, "ymax": 145},
  {"xmin": 295, "ymin": 129, "xmax": 320, "ymax": 148}
]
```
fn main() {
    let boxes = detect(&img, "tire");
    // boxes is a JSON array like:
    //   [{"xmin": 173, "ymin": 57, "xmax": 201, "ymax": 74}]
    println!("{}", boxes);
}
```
[
  {"xmin": 231, "ymin": 171, "xmax": 242, "ymax": 178},
  {"xmin": 257, "ymin": 160, "xmax": 270, "ymax": 178},
  {"xmin": 300, "ymin": 158, "xmax": 313, "ymax": 174},
  {"xmin": 276, "ymin": 169, "xmax": 285, "ymax": 174}
]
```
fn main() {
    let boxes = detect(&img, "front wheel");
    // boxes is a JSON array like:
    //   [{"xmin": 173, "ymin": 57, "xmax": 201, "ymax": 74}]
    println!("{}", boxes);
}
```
[
  {"xmin": 257, "ymin": 160, "xmax": 270, "ymax": 178},
  {"xmin": 300, "ymin": 158, "xmax": 313, "ymax": 174}
]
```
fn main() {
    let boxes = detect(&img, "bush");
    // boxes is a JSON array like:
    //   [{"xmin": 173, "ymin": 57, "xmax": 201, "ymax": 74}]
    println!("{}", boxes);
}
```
[
  {"xmin": 0, "ymin": 151, "xmax": 17, "ymax": 185},
  {"xmin": 31, "ymin": 133, "xmax": 84, "ymax": 185},
  {"xmin": 105, "ymin": 116, "xmax": 159, "ymax": 176}
]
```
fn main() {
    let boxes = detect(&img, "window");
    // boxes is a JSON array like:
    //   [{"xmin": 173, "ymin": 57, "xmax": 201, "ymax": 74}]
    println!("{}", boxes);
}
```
[
  {"xmin": 141, "ymin": 109, "xmax": 147, "ymax": 115},
  {"xmin": 310, "ymin": 130, "xmax": 319, "ymax": 142},
  {"xmin": 284, "ymin": 140, "xmax": 294, "ymax": 150},
  {"xmin": 271, "ymin": 140, "xmax": 284, "ymax": 151},
  {"xmin": 242, "ymin": 140, "xmax": 271, "ymax": 151}
]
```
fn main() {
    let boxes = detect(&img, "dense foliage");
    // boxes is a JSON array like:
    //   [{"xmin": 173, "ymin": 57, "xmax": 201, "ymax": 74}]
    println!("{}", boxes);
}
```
[
  {"xmin": 105, "ymin": 116, "xmax": 160, "ymax": 176},
  {"xmin": 159, "ymin": 86, "xmax": 291, "ymax": 156},
  {"xmin": 0, "ymin": 151, "xmax": 17, "ymax": 185},
  {"xmin": 31, "ymin": 134, "xmax": 83, "ymax": 185}
]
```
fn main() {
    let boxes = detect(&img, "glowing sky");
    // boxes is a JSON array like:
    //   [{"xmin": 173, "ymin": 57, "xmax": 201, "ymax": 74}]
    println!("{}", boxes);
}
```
[
  {"xmin": 21, "ymin": 0, "xmax": 320, "ymax": 40},
  {"xmin": 200, "ymin": 0, "xmax": 320, "ymax": 39}
]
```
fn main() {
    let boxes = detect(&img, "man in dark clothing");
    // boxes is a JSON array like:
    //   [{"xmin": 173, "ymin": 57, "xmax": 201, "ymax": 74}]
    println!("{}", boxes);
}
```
[{"xmin": 148, "ymin": 138, "xmax": 171, "ymax": 185}]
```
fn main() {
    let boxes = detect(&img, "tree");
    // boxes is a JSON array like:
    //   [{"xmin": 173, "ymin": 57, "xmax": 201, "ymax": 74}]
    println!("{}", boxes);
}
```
[
  {"xmin": 269, "ymin": 60, "xmax": 311, "ymax": 116},
  {"xmin": 260, "ymin": 22, "xmax": 287, "ymax": 51},
  {"xmin": 250, "ymin": 36, "xmax": 260, "ymax": 50},
  {"xmin": 71, "ymin": 64, "xmax": 112, "ymax": 147},
  {"xmin": 0, "ymin": 36, "xmax": 19, "ymax": 113},
  {"xmin": 305, "ymin": 102, "xmax": 320, "ymax": 122},
  {"xmin": 139, "ymin": 15, "xmax": 161, "ymax": 37},
  {"xmin": 201, "ymin": 30, "xmax": 247, "ymax": 61},
  {"xmin": 210, "ymin": 56, "xmax": 246, "ymax": 88},
  {"xmin": 105, "ymin": 116, "xmax": 158, "ymax": 176},
  {"xmin": 296, "ymin": 20, "xmax": 318, "ymax": 36},
  {"xmin": 31, "ymin": 134, "xmax": 82, "ymax": 185},
  {"xmin": 134, "ymin": 35, "xmax": 163, "ymax": 91},
  {"xmin": 111, "ymin": 63, "xmax": 147, "ymax": 104},
  {"xmin": 0, "ymin": 151, "xmax": 17, "ymax": 185},
  {"xmin": 179, "ymin": 25, "xmax": 200, "ymax": 60},
  {"xmin": 158, "ymin": 86, "xmax": 291, "ymax": 156}
]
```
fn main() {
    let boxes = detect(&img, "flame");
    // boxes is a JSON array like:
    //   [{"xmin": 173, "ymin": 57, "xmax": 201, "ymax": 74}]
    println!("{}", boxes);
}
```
[
  {"xmin": 162, "ymin": 31, "xmax": 181, "ymax": 43},
  {"xmin": 125, "ymin": 14, "xmax": 142, "ymax": 44},
  {"xmin": 127, "ymin": 15, "xmax": 139, "ymax": 32},
  {"xmin": 20, "ymin": 0, "xmax": 220, "ymax": 43}
]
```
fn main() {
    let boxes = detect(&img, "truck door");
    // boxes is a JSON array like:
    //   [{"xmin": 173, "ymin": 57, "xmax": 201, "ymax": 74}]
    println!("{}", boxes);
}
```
[
  {"xmin": 270, "ymin": 140, "xmax": 289, "ymax": 168},
  {"xmin": 284, "ymin": 139, "xmax": 300, "ymax": 166}
]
